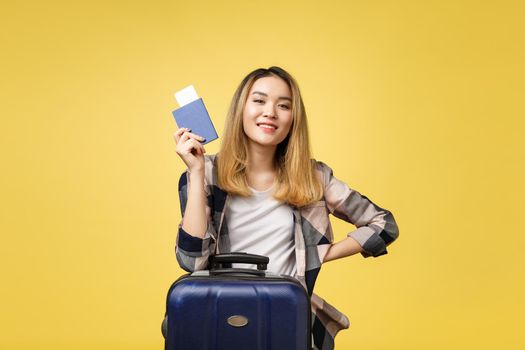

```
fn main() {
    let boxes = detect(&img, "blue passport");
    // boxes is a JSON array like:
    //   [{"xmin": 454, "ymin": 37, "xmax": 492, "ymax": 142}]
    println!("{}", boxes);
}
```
[{"xmin": 172, "ymin": 98, "xmax": 218, "ymax": 145}]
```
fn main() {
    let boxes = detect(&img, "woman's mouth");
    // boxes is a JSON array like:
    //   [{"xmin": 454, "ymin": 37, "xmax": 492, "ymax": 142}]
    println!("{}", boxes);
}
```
[{"xmin": 257, "ymin": 123, "xmax": 277, "ymax": 131}]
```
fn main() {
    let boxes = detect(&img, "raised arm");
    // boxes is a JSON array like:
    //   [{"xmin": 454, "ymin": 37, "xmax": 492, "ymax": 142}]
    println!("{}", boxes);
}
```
[{"xmin": 173, "ymin": 128, "xmax": 216, "ymax": 271}]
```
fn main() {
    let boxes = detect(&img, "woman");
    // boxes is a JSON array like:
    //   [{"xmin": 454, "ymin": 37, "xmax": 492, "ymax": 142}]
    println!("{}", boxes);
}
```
[{"xmin": 172, "ymin": 66, "xmax": 399, "ymax": 349}]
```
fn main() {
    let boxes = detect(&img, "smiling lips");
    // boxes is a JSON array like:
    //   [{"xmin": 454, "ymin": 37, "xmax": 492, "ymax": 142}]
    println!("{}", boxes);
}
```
[{"xmin": 257, "ymin": 122, "xmax": 278, "ymax": 132}]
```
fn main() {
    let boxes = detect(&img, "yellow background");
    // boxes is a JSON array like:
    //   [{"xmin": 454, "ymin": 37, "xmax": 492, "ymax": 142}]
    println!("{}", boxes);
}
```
[{"xmin": 2, "ymin": 0, "xmax": 524, "ymax": 349}]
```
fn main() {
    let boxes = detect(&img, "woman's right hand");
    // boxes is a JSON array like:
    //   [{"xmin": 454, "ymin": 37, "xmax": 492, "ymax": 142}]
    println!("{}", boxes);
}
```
[{"xmin": 173, "ymin": 128, "xmax": 206, "ymax": 173}]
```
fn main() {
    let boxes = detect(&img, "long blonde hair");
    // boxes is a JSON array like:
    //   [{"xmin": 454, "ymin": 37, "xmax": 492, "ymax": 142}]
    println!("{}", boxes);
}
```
[{"xmin": 217, "ymin": 66, "xmax": 323, "ymax": 207}]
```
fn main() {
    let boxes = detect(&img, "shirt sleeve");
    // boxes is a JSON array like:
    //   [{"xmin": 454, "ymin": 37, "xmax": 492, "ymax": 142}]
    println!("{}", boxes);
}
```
[
  {"xmin": 175, "ymin": 165, "xmax": 217, "ymax": 271},
  {"xmin": 318, "ymin": 161, "xmax": 399, "ymax": 258}
]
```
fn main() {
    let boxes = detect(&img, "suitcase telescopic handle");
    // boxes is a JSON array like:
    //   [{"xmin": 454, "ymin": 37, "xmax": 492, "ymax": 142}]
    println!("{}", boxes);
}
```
[{"xmin": 209, "ymin": 252, "xmax": 269, "ymax": 271}]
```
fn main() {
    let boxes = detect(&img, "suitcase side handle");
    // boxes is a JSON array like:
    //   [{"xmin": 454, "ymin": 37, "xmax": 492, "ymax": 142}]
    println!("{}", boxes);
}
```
[{"xmin": 209, "ymin": 252, "xmax": 269, "ymax": 271}]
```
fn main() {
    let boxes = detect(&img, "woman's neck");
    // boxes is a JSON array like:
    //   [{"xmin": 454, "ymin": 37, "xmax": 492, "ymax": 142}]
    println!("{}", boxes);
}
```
[{"xmin": 246, "ymin": 142, "xmax": 277, "ymax": 191}]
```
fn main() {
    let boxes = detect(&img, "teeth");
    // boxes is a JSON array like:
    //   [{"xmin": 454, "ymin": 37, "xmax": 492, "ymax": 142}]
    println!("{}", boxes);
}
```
[{"xmin": 259, "ymin": 124, "xmax": 276, "ymax": 129}]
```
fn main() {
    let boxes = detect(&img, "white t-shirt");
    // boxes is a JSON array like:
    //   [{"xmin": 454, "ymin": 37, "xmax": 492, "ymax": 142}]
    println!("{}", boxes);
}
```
[{"xmin": 225, "ymin": 186, "xmax": 296, "ymax": 277}]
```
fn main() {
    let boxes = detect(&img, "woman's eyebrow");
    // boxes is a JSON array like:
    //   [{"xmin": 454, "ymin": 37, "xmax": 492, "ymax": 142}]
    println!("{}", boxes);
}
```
[{"xmin": 252, "ymin": 91, "xmax": 292, "ymax": 101}]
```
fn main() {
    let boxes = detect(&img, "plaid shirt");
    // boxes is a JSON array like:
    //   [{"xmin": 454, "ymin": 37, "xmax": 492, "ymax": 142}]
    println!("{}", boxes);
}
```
[{"xmin": 175, "ymin": 155, "xmax": 399, "ymax": 350}]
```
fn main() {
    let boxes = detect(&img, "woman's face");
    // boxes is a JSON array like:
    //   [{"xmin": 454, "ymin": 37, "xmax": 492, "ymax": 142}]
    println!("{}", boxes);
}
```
[{"xmin": 242, "ymin": 76, "xmax": 293, "ymax": 149}]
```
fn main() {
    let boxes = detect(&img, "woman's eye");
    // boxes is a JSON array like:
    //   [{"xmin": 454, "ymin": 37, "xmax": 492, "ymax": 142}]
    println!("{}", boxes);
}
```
[
  {"xmin": 253, "ymin": 99, "xmax": 264, "ymax": 104},
  {"xmin": 279, "ymin": 104, "xmax": 290, "ymax": 110}
]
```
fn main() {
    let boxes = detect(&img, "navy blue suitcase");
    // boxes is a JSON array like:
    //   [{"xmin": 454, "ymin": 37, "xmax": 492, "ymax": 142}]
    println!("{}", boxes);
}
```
[{"xmin": 165, "ymin": 253, "xmax": 312, "ymax": 350}]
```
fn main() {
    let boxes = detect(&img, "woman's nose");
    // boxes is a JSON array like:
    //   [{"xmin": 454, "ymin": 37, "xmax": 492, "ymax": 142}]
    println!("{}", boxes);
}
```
[{"xmin": 263, "ymin": 104, "xmax": 276, "ymax": 118}]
